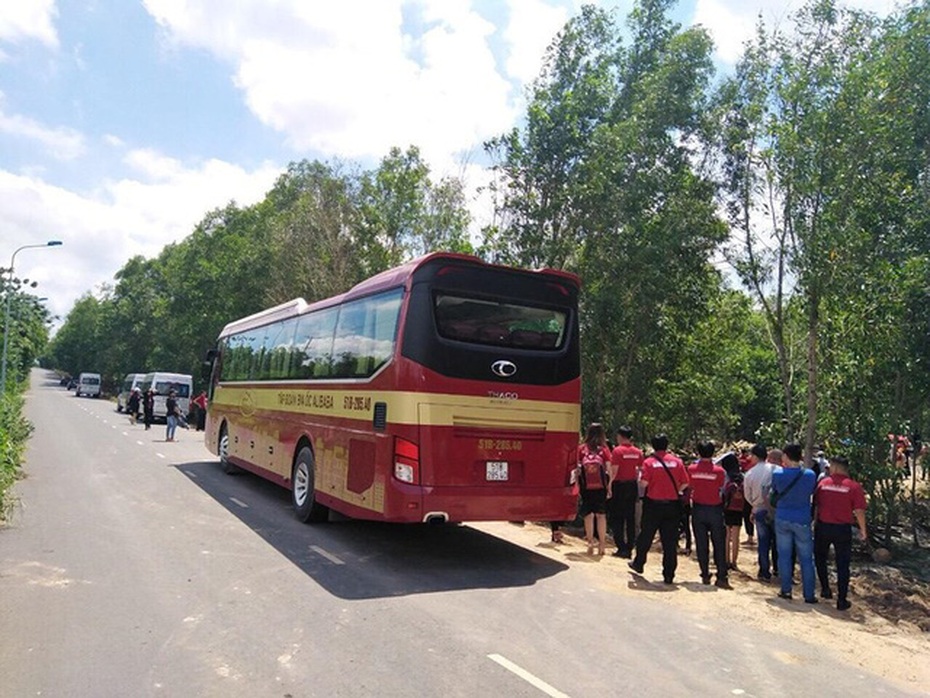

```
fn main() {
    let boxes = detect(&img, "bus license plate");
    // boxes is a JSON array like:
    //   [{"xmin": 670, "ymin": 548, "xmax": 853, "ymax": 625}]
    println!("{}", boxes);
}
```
[{"xmin": 486, "ymin": 461, "xmax": 508, "ymax": 481}]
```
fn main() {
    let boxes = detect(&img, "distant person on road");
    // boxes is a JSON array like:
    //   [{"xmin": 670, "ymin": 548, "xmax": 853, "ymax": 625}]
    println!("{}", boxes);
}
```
[
  {"xmin": 814, "ymin": 455, "xmax": 867, "ymax": 611},
  {"xmin": 165, "ymin": 389, "xmax": 180, "ymax": 442},
  {"xmin": 576, "ymin": 423, "xmax": 611, "ymax": 556},
  {"xmin": 126, "ymin": 387, "xmax": 141, "ymax": 426},
  {"xmin": 143, "ymin": 388, "xmax": 155, "ymax": 431},
  {"xmin": 629, "ymin": 434, "xmax": 690, "ymax": 584},
  {"xmin": 772, "ymin": 443, "xmax": 818, "ymax": 603},
  {"xmin": 608, "ymin": 426, "xmax": 643, "ymax": 558}
]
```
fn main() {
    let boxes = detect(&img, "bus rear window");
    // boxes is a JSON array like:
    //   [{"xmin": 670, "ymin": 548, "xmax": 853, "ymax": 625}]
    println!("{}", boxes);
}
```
[{"xmin": 434, "ymin": 294, "xmax": 566, "ymax": 349}]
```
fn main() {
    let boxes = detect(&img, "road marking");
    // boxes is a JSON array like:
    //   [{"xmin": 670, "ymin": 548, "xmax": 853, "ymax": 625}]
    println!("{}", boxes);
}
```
[
  {"xmin": 310, "ymin": 545, "xmax": 345, "ymax": 565},
  {"xmin": 229, "ymin": 497, "xmax": 249, "ymax": 509},
  {"xmin": 156, "ymin": 453, "xmax": 165, "ymax": 459},
  {"xmin": 487, "ymin": 654, "xmax": 569, "ymax": 698}
]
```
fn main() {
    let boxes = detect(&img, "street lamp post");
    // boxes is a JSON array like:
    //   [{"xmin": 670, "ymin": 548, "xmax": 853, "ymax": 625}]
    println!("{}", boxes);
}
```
[{"xmin": 1, "ymin": 241, "xmax": 63, "ymax": 395}]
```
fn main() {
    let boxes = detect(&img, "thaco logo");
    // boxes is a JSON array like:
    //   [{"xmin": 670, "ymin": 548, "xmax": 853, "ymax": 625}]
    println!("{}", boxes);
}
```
[{"xmin": 491, "ymin": 360, "xmax": 517, "ymax": 378}]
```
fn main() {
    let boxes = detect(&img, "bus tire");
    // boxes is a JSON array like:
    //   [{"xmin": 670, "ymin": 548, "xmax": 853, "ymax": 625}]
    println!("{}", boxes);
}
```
[
  {"xmin": 219, "ymin": 425, "xmax": 240, "ymax": 475},
  {"xmin": 292, "ymin": 446, "xmax": 329, "ymax": 523}
]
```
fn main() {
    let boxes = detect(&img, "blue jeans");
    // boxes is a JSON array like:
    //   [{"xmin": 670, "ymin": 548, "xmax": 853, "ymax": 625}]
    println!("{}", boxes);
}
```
[
  {"xmin": 166, "ymin": 414, "xmax": 178, "ymax": 440},
  {"xmin": 776, "ymin": 518, "xmax": 815, "ymax": 600},
  {"xmin": 754, "ymin": 509, "xmax": 775, "ymax": 577}
]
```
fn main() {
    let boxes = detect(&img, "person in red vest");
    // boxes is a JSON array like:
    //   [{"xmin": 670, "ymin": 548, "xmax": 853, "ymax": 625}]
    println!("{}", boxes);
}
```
[
  {"xmin": 814, "ymin": 455, "xmax": 867, "ymax": 611},
  {"xmin": 608, "ymin": 426, "xmax": 644, "ymax": 558},
  {"xmin": 629, "ymin": 434, "xmax": 690, "ymax": 584},
  {"xmin": 576, "ymin": 423, "xmax": 611, "ymax": 555},
  {"xmin": 688, "ymin": 441, "xmax": 730, "ymax": 588}
]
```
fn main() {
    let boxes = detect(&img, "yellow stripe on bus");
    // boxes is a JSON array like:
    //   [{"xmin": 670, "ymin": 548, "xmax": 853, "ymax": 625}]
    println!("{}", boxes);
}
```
[{"xmin": 211, "ymin": 385, "xmax": 580, "ymax": 432}]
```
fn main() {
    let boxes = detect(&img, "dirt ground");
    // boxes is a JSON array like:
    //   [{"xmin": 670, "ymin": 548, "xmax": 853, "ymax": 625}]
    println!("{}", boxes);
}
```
[{"xmin": 471, "ymin": 520, "xmax": 930, "ymax": 695}]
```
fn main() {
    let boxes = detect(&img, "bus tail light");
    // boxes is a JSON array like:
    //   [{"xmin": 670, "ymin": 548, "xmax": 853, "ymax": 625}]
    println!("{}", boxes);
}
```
[{"xmin": 394, "ymin": 437, "xmax": 420, "ymax": 484}]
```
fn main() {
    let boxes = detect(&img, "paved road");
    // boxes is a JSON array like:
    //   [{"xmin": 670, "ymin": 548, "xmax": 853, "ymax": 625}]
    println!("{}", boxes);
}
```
[{"xmin": 0, "ymin": 370, "xmax": 914, "ymax": 697}]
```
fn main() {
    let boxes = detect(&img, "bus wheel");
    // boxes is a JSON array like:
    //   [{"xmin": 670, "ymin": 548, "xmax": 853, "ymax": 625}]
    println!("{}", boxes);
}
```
[
  {"xmin": 219, "ymin": 425, "xmax": 240, "ymax": 475},
  {"xmin": 292, "ymin": 447, "xmax": 329, "ymax": 523}
]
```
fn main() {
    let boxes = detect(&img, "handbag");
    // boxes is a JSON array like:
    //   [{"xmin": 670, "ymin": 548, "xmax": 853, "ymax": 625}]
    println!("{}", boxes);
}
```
[{"xmin": 769, "ymin": 469, "xmax": 803, "ymax": 508}]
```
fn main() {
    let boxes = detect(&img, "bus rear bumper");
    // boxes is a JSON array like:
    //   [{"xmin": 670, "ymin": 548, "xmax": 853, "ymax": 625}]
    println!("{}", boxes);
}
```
[{"xmin": 386, "ymin": 481, "xmax": 577, "ymax": 523}]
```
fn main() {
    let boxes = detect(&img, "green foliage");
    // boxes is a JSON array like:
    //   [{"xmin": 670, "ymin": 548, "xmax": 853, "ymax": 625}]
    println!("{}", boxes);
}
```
[
  {"xmin": 46, "ymin": 151, "xmax": 472, "ymax": 392},
  {"xmin": 0, "ymin": 393, "xmax": 33, "ymax": 522},
  {"xmin": 485, "ymin": 0, "xmax": 729, "ymax": 443}
]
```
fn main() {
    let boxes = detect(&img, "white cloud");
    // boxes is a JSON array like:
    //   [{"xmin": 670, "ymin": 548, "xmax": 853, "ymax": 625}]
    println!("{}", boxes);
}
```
[
  {"xmin": 0, "ymin": 156, "xmax": 280, "ymax": 325},
  {"xmin": 503, "ymin": 0, "xmax": 570, "ymax": 85},
  {"xmin": 142, "ymin": 0, "xmax": 519, "ymax": 173},
  {"xmin": 0, "ymin": 0, "xmax": 58, "ymax": 48},
  {"xmin": 0, "ymin": 104, "xmax": 86, "ymax": 160}
]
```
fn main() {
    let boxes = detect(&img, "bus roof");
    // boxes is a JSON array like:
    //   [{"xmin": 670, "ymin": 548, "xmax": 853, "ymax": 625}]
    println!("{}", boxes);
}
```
[{"xmin": 217, "ymin": 252, "xmax": 580, "ymax": 340}]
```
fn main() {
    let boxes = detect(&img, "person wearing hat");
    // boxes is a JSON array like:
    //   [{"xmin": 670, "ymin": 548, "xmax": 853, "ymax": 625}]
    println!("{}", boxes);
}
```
[{"xmin": 813, "ymin": 455, "xmax": 867, "ymax": 611}]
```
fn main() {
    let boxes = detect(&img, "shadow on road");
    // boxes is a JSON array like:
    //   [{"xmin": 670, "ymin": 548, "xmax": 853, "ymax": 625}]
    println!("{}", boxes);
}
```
[{"xmin": 175, "ymin": 459, "xmax": 569, "ymax": 600}]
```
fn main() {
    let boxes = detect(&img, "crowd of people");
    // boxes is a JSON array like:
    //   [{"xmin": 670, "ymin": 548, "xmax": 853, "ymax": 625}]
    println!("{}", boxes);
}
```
[
  {"xmin": 564, "ymin": 424, "xmax": 869, "ymax": 612},
  {"xmin": 122, "ymin": 387, "xmax": 209, "ymax": 441}
]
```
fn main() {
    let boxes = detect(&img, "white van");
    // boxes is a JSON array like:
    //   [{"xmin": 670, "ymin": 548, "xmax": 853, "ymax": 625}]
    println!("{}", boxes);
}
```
[
  {"xmin": 139, "ymin": 372, "xmax": 193, "ymax": 421},
  {"xmin": 116, "ymin": 373, "xmax": 146, "ymax": 412},
  {"xmin": 75, "ymin": 372, "xmax": 101, "ymax": 398}
]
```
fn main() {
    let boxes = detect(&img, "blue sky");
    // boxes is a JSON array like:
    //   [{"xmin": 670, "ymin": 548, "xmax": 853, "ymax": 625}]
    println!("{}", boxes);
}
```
[{"xmin": 0, "ymin": 0, "xmax": 896, "ymax": 328}]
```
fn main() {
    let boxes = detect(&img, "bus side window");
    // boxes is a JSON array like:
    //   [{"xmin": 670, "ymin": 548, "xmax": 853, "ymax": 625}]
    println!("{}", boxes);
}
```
[{"xmin": 293, "ymin": 307, "xmax": 337, "ymax": 379}]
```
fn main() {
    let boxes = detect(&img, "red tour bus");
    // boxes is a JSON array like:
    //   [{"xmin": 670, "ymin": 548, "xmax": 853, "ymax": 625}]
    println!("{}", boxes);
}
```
[{"xmin": 203, "ymin": 252, "xmax": 581, "ymax": 524}]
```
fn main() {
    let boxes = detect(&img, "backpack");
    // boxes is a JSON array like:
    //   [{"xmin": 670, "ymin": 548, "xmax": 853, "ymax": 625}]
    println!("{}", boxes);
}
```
[
  {"xmin": 579, "ymin": 446, "xmax": 608, "ymax": 490},
  {"xmin": 725, "ymin": 480, "xmax": 745, "ymax": 512}
]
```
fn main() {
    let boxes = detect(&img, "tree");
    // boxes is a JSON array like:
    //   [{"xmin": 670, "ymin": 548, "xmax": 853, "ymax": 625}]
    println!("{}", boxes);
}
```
[
  {"xmin": 359, "ymin": 146, "xmax": 472, "ymax": 274},
  {"xmin": 486, "ymin": 0, "xmax": 727, "ymax": 439}
]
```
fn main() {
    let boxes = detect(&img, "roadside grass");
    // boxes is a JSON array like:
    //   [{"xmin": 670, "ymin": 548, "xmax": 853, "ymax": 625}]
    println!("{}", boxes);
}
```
[{"xmin": 0, "ymin": 393, "xmax": 33, "ymax": 524}]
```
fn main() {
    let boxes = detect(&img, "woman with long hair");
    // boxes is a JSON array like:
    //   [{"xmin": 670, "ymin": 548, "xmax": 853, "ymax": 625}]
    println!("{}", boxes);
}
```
[{"xmin": 577, "ymin": 423, "xmax": 611, "ymax": 555}]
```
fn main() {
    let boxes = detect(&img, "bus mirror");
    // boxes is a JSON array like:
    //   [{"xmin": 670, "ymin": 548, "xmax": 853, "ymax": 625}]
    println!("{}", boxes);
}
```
[{"xmin": 200, "ymin": 361, "xmax": 213, "ymax": 381}]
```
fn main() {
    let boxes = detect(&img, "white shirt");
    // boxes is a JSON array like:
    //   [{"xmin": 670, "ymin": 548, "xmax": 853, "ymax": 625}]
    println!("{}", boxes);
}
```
[{"xmin": 743, "ymin": 460, "xmax": 773, "ymax": 510}]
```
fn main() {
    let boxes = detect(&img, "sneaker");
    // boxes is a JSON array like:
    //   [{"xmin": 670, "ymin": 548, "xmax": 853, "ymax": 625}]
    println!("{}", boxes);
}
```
[
  {"xmin": 715, "ymin": 578, "xmax": 732, "ymax": 590},
  {"xmin": 804, "ymin": 597, "xmax": 819, "ymax": 604},
  {"xmin": 836, "ymin": 599, "xmax": 851, "ymax": 611},
  {"xmin": 821, "ymin": 589, "xmax": 834, "ymax": 600},
  {"xmin": 757, "ymin": 572, "xmax": 772, "ymax": 582},
  {"xmin": 663, "ymin": 577, "xmax": 675, "ymax": 585},
  {"xmin": 777, "ymin": 591, "xmax": 793, "ymax": 600},
  {"xmin": 628, "ymin": 561, "xmax": 644, "ymax": 574},
  {"xmin": 701, "ymin": 576, "xmax": 712, "ymax": 585}
]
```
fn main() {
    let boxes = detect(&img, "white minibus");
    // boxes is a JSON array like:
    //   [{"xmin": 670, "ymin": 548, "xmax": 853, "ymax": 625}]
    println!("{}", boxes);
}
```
[
  {"xmin": 139, "ymin": 372, "xmax": 193, "ymax": 421},
  {"xmin": 117, "ymin": 372, "xmax": 145, "ymax": 412},
  {"xmin": 75, "ymin": 372, "xmax": 101, "ymax": 398}
]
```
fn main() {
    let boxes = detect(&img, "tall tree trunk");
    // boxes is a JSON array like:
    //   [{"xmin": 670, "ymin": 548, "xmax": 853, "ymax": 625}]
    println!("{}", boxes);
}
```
[{"xmin": 804, "ymin": 292, "xmax": 819, "ymax": 467}]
